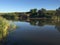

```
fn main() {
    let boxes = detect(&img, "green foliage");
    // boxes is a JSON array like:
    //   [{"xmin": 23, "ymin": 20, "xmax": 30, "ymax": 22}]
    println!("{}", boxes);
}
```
[
  {"xmin": 56, "ymin": 7, "xmax": 60, "ymax": 16},
  {"xmin": 30, "ymin": 9, "xmax": 37, "ymax": 13},
  {"xmin": 0, "ymin": 17, "xmax": 10, "ymax": 40},
  {"xmin": 37, "ymin": 8, "xmax": 46, "ymax": 18},
  {"xmin": 0, "ymin": 7, "xmax": 60, "ymax": 19},
  {"xmin": 0, "ymin": 17, "xmax": 9, "ymax": 30},
  {"xmin": 30, "ymin": 8, "xmax": 52, "ymax": 18},
  {"xmin": 0, "ymin": 17, "xmax": 17, "ymax": 40},
  {"xmin": 30, "ymin": 9, "xmax": 37, "ymax": 18}
]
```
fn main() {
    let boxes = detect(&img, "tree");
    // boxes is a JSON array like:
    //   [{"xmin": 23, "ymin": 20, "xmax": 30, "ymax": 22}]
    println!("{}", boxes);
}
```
[
  {"xmin": 56, "ymin": 7, "xmax": 60, "ymax": 15},
  {"xmin": 30, "ymin": 9, "xmax": 37, "ymax": 18},
  {"xmin": 30, "ymin": 9, "xmax": 37, "ymax": 13},
  {"xmin": 56, "ymin": 7, "xmax": 60, "ymax": 20},
  {"xmin": 41, "ymin": 8, "xmax": 46, "ymax": 13},
  {"xmin": 38, "ymin": 8, "xmax": 46, "ymax": 18}
]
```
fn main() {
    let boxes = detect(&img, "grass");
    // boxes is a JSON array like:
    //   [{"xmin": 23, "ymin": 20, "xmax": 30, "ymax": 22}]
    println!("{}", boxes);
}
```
[
  {"xmin": 0, "ymin": 17, "xmax": 17, "ymax": 40},
  {"xmin": 0, "ymin": 17, "xmax": 10, "ymax": 40}
]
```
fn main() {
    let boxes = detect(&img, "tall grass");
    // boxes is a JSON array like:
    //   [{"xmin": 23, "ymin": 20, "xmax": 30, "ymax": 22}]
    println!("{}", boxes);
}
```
[
  {"xmin": 0, "ymin": 17, "xmax": 17, "ymax": 41},
  {"xmin": 0, "ymin": 17, "xmax": 10, "ymax": 30},
  {"xmin": 0, "ymin": 17, "xmax": 10, "ymax": 40}
]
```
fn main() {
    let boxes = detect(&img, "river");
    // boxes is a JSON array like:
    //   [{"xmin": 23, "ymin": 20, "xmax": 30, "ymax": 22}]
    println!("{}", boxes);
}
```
[{"xmin": 1, "ymin": 19, "xmax": 60, "ymax": 45}]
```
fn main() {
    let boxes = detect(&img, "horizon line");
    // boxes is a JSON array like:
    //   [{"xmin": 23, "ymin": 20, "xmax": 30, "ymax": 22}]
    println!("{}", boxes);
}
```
[{"xmin": 0, "ymin": 9, "xmax": 56, "ymax": 13}]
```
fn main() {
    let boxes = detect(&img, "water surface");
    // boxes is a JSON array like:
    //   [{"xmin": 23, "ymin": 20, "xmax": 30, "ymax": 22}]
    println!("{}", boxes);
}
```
[{"xmin": 0, "ymin": 19, "xmax": 60, "ymax": 45}]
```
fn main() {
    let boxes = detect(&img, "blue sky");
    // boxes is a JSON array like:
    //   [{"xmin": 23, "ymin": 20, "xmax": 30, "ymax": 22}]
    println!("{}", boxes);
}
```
[{"xmin": 0, "ymin": 0, "xmax": 60, "ymax": 12}]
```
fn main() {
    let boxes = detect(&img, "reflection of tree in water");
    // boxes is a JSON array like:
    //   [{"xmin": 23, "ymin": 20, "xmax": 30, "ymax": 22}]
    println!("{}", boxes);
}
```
[
  {"xmin": 29, "ymin": 19, "xmax": 60, "ymax": 32},
  {"xmin": 29, "ymin": 19, "xmax": 53, "ymax": 26},
  {"xmin": 55, "ymin": 21, "xmax": 60, "ymax": 32},
  {"xmin": 29, "ymin": 19, "xmax": 45, "ymax": 26},
  {"xmin": 29, "ymin": 20, "xmax": 37, "ymax": 26}
]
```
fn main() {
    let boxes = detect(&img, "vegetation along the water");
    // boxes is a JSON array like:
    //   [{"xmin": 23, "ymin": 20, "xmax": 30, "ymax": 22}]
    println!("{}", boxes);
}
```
[
  {"xmin": 0, "ymin": 7, "xmax": 60, "ymax": 20},
  {"xmin": 0, "ymin": 17, "xmax": 16, "ymax": 40}
]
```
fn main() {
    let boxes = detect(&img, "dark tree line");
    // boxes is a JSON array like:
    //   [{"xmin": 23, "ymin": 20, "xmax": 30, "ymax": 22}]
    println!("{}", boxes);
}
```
[
  {"xmin": 0, "ymin": 7, "xmax": 60, "ymax": 19},
  {"xmin": 29, "ymin": 7, "xmax": 60, "ymax": 19}
]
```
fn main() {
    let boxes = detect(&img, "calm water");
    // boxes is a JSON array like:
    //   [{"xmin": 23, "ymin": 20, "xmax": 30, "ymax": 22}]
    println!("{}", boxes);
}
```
[{"xmin": 0, "ymin": 19, "xmax": 60, "ymax": 45}]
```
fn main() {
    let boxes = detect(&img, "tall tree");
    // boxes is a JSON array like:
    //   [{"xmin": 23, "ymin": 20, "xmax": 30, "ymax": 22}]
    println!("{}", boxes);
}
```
[
  {"xmin": 56, "ymin": 7, "xmax": 60, "ymax": 15},
  {"xmin": 38, "ymin": 8, "xmax": 46, "ymax": 18},
  {"xmin": 30, "ymin": 9, "xmax": 37, "ymax": 13},
  {"xmin": 30, "ymin": 9, "xmax": 37, "ymax": 18},
  {"xmin": 56, "ymin": 7, "xmax": 60, "ymax": 20}
]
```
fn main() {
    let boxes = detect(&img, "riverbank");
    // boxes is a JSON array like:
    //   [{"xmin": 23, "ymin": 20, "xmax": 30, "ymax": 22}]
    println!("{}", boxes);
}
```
[
  {"xmin": 0, "ymin": 17, "xmax": 10, "ymax": 40},
  {"xmin": 0, "ymin": 17, "xmax": 17, "ymax": 41}
]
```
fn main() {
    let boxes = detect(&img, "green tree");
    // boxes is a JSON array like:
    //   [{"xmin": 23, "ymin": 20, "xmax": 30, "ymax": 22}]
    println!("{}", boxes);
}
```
[
  {"xmin": 30, "ymin": 9, "xmax": 37, "ymax": 13},
  {"xmin": 30, "ymin": 9, "xmax": 37, "ymax": 18},
  {"xmin": 38, "ymin": 8, "xmax": 46, "ymax": 18},
  {"xmin": 56, "ymin": 7, "xmax": 60, "ymax": 15},
  {"xmin": 56, "ymin": 7, "xmax": 60, "ymax": 20}
]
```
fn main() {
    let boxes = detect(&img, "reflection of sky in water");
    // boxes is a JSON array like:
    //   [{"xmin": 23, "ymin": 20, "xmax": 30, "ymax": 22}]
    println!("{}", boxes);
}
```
[{"xmin": 4, "ymin": 21, "xmax": 60, "ymax": 45}]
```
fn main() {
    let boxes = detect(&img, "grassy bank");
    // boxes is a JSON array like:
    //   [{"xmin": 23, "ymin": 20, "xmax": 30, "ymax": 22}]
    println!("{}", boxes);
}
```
[
  {"xmin": 0, "ymin": 17, "xmax": 17, "ymax": 40},
  {"xmin": 0, "ymin": 17, "xmax": 10, "ymax": 40}
]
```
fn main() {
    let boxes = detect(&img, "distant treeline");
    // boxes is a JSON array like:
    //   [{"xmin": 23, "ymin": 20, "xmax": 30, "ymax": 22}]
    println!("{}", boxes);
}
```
[{"xmin": 0, "ymin": 7, "xmax": 60, "ymax": 19}]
